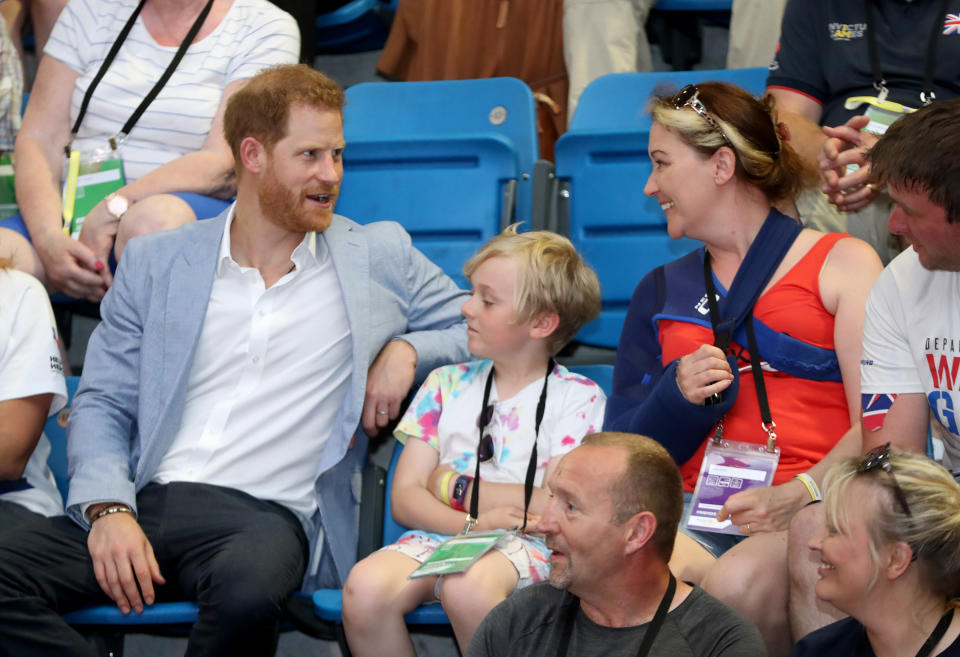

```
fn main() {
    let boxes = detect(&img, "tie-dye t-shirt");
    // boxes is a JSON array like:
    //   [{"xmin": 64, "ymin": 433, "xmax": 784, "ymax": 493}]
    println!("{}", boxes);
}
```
[{"xmin": 394, "ymin": 360, "xmax": 606, "ymax": 484}]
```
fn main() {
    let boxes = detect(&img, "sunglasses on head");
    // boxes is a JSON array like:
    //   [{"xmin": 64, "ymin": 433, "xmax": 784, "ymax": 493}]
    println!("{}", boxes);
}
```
[
  {"xmin": 671, "ymin": 84, "xmax": 732, "ymax": 146},
  {"xmin": 858, "ymin": 442, "xmax": 912, "ymax": 517}
]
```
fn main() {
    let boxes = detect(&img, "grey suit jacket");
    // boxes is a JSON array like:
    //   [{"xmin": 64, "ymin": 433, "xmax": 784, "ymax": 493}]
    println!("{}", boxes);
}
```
[{"xmin": 66, "ymin": 207, "xmax": 469, "ymax": 588}]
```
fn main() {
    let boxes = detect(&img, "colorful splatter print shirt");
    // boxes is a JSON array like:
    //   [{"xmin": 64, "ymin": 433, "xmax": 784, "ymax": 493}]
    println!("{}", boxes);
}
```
[{"xmin": 394, "ymin": 360, "xmax": 606, "ymax": 485}]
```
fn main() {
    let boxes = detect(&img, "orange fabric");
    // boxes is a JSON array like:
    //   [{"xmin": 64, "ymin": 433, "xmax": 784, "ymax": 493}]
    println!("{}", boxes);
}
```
[
  {"xmin": 660, "ymin": 233, "xmax": 852, "ymax": 491},
  {"xmin": 376, "ymin": 0, "xmax": 567, "ymax": 159}
]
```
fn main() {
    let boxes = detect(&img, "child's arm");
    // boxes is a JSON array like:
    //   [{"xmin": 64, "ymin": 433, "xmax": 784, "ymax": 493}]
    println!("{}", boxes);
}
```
[
  {"xmin": 392, "ymin": 439, "xmax": 526, "ymax": 534},
  {"xmin": 426, "ymin": 455, "xmax": 563, "ymax": 517}
]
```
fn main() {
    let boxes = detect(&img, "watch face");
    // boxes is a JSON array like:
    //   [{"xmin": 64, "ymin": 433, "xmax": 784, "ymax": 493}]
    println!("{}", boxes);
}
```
[{"xmin": 108, "ymin": 195, "xmax": 128, "ymax": 218}]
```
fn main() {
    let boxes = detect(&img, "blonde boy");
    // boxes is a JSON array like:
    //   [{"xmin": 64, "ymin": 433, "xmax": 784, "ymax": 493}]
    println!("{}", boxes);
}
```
[{"xmin": 342, "ymin": 227, "xmax": 605, "ymax": 656}]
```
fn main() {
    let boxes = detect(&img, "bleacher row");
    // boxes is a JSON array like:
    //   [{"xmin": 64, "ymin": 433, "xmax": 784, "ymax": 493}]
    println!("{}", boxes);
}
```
[
  {"xmin": 47, "ymin": 67, "xmax": 769, "ymax": 655},
  {"xmin": 337, "ymin": 67, "xmax": 767, "ymax": 350}
]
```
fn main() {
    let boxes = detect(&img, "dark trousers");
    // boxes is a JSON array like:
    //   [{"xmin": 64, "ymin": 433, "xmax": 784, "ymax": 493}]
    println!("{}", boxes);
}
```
[
  {"xmin": 0, "ymin": 500, "xmax": 47, "ymax": 534},
  {"xmin": 0, "ymin": 482, "xmax": 308, "ymax": 657}
]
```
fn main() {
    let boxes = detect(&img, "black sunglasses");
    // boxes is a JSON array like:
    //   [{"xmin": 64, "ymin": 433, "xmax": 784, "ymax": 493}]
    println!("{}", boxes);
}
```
[
  {"xmin": 858, "ymin": 442, "xmax": 912, "ymax": 517},
  {"xmin": 671, "ymin": 84, "xmax": 732, "ymax": 146},
  {"xmin": 477, "ymin": 403, "xmax": 496, "ymax": 463}
]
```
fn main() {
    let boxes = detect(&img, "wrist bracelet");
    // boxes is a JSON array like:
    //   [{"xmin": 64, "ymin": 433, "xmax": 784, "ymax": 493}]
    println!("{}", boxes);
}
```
[
  {"xmin": 439, "ymin": 471, "xmax": 456, "ymax": 506},
  {"xmin": 91, "ymin": 504, "xmax": 133, "ymax": 524},
  {"xmin": 451, "ymin": 475, "xmax": 473, "ymax": 512},
  {"xmin": 793, "ymin": 473, "xmax": 822, "ymax": 502}
]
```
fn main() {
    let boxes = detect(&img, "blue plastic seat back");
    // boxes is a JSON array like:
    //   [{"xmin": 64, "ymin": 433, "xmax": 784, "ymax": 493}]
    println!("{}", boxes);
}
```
[
  {"xmin": 556, "ymin": 68, "xmax": 768, "ymax": 348},
  {"xmin": 44, "ymin": 376, "xmax": 80, "ymax": 503},
  {"xmin": 315, "ymin": 0, "xmax": 390, "ymax": 54},
  {"xmin": 565, "ymin": 364, "xmax": 614, "ymax": 398},
  {"xmin": 339, "ymin": 78, "xmax": 538, "ymax": 289}
]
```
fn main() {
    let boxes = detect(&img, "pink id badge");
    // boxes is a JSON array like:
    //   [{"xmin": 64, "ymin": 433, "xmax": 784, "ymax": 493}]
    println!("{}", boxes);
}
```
[{"xmin": 685, "ymin": 439, "xmax": 780, "ymax": 535}]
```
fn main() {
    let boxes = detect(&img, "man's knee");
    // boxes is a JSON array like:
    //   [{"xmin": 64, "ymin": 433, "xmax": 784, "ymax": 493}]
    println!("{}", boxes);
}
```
[{"xmin": 199, "ymin": 530, "xmax": 306, "ymax": 623}]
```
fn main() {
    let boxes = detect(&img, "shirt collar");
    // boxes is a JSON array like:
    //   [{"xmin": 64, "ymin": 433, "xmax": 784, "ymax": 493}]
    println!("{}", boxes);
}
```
[{"xmin": 217, "ymin": 205, "xmax": 325, "ymax": 277}]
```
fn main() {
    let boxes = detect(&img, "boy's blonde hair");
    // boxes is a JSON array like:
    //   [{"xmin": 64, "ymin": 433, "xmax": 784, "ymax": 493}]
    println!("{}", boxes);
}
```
[{"xmin": 463, "ymin": 225, "xmax": 601, "ymax": 355}]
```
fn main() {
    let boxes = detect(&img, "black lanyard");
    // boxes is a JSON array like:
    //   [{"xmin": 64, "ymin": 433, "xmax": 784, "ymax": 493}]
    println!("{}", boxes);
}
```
[
  {"xmin": 67, "ymin": 0, "xmax": 215, "ymax": 155},
  {"xmin": 470, "ymin": 359, "xmax": 552, "ymax": 533},
  {"xmin": 703, "ymin": 252, "xmax": 777, "ymax": 452},
  {"xmin": 858, "ymin": 608, "xmax": 954, "ymax": 657},
  {"xmin": 555, "ymin": 574, "xmax": 677, "ymax": 657},
  {"xmin": 863, "ymin": 0, "xmax": 947, "ymax": 106}
]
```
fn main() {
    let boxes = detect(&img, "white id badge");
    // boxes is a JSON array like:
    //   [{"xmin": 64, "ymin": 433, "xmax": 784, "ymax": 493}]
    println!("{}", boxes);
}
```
[{"xmin": 685, "ymin": 439, "xmax": 780, "ymax": 535}]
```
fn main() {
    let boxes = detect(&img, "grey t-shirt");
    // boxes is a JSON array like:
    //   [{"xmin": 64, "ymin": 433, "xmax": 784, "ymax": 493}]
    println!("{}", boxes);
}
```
[{"xmin": 466, "ymin": 582, "xmax": 767, "ymax": 657}]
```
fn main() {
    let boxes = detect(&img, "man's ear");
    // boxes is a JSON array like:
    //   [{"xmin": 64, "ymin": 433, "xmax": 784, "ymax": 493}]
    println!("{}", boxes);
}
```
[
  {"xmin": 239, "ymin": 137, "xmax": 266, "ymax": 175},
  {"xmin": 713, "ymin": 146, "xmax": 737, "ymax": 185},
  {"xmin": 529, "ymin": 312, "xmax": 560, "ymax": 340},
  {"xmin": 624, "ymin": 510, "xmax": 658, "ymax": 556}
]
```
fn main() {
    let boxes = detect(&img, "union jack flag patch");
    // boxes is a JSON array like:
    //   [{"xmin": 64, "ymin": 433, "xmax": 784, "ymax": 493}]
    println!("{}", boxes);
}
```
[
  {"xmin": 945, "ymin": 13, "xmax": 960, "ymax": 35},
  {"xmin": 862, "ymin": 393, "xmax": 898, "ymax": 432}
]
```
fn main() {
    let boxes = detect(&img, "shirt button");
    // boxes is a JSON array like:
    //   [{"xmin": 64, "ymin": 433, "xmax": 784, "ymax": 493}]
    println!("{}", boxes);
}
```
[
  {"xmin": 253, "ymin": 355, "xmax": 260, "ymax": 363},
  {"xmin": 258, "ymin": 310, "xmax": 265, "ymax": 317}
]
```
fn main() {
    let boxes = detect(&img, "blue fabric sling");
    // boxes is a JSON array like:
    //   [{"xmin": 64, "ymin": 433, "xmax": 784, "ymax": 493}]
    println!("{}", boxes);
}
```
[
  {"xmin": 605, "ymin": 209, "xmax": 841, "ymax": 465},
  {"xmin": 654, "ymin": 210, "xmax": 842, "ymax": 382}
]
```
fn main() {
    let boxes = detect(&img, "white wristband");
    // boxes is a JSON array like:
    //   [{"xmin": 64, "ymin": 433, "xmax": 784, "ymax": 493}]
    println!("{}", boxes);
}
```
[{"xmin": 793, "ymin": 473, "xmax": 822, "ymax": 502}]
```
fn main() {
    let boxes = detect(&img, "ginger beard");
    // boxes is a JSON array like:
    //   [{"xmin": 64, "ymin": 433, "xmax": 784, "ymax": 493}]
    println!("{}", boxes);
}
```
[{"xmin": 257, "ymin": 154, "xmax": 339, "ymax": 234}]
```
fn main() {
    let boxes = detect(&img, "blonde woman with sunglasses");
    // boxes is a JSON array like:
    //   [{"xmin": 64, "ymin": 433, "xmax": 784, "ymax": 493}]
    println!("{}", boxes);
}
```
[{"xmin": 794, "ymin": 445, "xmax": 960, "ymax": 657}]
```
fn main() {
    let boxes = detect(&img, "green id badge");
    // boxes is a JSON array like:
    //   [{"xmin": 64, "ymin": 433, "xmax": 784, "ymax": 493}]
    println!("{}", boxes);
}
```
[
  {"xmin": 408, "ymin": 531, "xmax": 507, "ymax": 579},
  {"xmin": 0, "ymin": 154, "xmax": 17, "ymax": 220},
  {"xmin": 67, "ymin": 157, "xmax": 125, "ymax": 238}
]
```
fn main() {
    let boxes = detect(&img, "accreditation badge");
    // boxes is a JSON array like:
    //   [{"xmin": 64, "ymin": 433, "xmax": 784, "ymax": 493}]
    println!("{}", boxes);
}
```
[
  {"xmin": 686, "ymin": 437, "xmax": 780, "ymax": 535},
  {"xmin": 0, "ymin": 153, "xmax": 16, "ymax": 219},
  {"xmin": 844, "ymin": 95, "xmax": 916, "ymax": 136},
  {"xmin": 61, "ymin": 144, "xmax": 125, "ymax": 238}
]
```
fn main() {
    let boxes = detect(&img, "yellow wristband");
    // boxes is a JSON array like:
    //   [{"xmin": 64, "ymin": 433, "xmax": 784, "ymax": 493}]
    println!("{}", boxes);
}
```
[
  {"xmin": 439, "ymin": 470, "xmax": 456, "ymax": 506},
  {"xmin": 793, "ymin": 473, "xmax": 822, "ymax": 502}
]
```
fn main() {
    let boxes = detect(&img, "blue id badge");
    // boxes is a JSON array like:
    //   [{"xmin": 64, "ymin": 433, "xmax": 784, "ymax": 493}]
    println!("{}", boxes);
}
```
[{"xmin": 686, "ymin": 438, "xmax": 779, "ymax": 535}]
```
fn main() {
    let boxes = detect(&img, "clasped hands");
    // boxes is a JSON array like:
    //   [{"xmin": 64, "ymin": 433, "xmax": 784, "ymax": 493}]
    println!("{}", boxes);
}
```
[
  {"xmin": 38, "ymin": 199, "xmax": 116, "ymax": 301},
  {"xmin": 819, "ymin": 114, "xmax": 880, "ymax": 213}
]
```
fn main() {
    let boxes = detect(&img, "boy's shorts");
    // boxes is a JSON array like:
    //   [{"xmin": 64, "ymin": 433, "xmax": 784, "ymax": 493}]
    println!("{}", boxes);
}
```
[{"xmin": 382, "ymin": 529, "xmax": 551, "ymax": 600}]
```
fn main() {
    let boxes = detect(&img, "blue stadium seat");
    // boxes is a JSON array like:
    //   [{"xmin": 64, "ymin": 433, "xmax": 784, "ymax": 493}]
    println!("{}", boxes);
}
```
[
  {"xmin": 315, "ymin": 0, "xmax": 390, "ymax": 54},
  {"xmin": 566, "ymin": 363, "xmax": 614, "ymax": 398},
  {"xmin": 338, "ymin": 77, "xmax": 539, "ymax": 288},
  {"xmin": 551, "ymin": 68, "xmax": 768, "ymax": 348},
  {"xmin": 43, "ymin": 375, "xmax": 78, "ymax": 502}
]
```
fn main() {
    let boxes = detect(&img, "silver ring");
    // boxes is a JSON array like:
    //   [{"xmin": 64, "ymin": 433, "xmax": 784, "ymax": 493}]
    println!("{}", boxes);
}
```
[
  {"xmin": 864, "ymin": 183, "xmax": 875, "ymax": 192},
  {"xmin": 376, "ymin": 410, "xmax": 387, "ymax": 415},
  {"xmin": 745, "ymin": 523, "xmax": 751, "ymax": 534}
]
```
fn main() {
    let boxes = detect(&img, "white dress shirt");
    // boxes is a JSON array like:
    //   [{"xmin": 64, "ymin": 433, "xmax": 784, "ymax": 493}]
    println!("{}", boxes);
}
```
[{"xmin": 152, "ymin": 208, "xmax": 352, "ymax": 521}]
